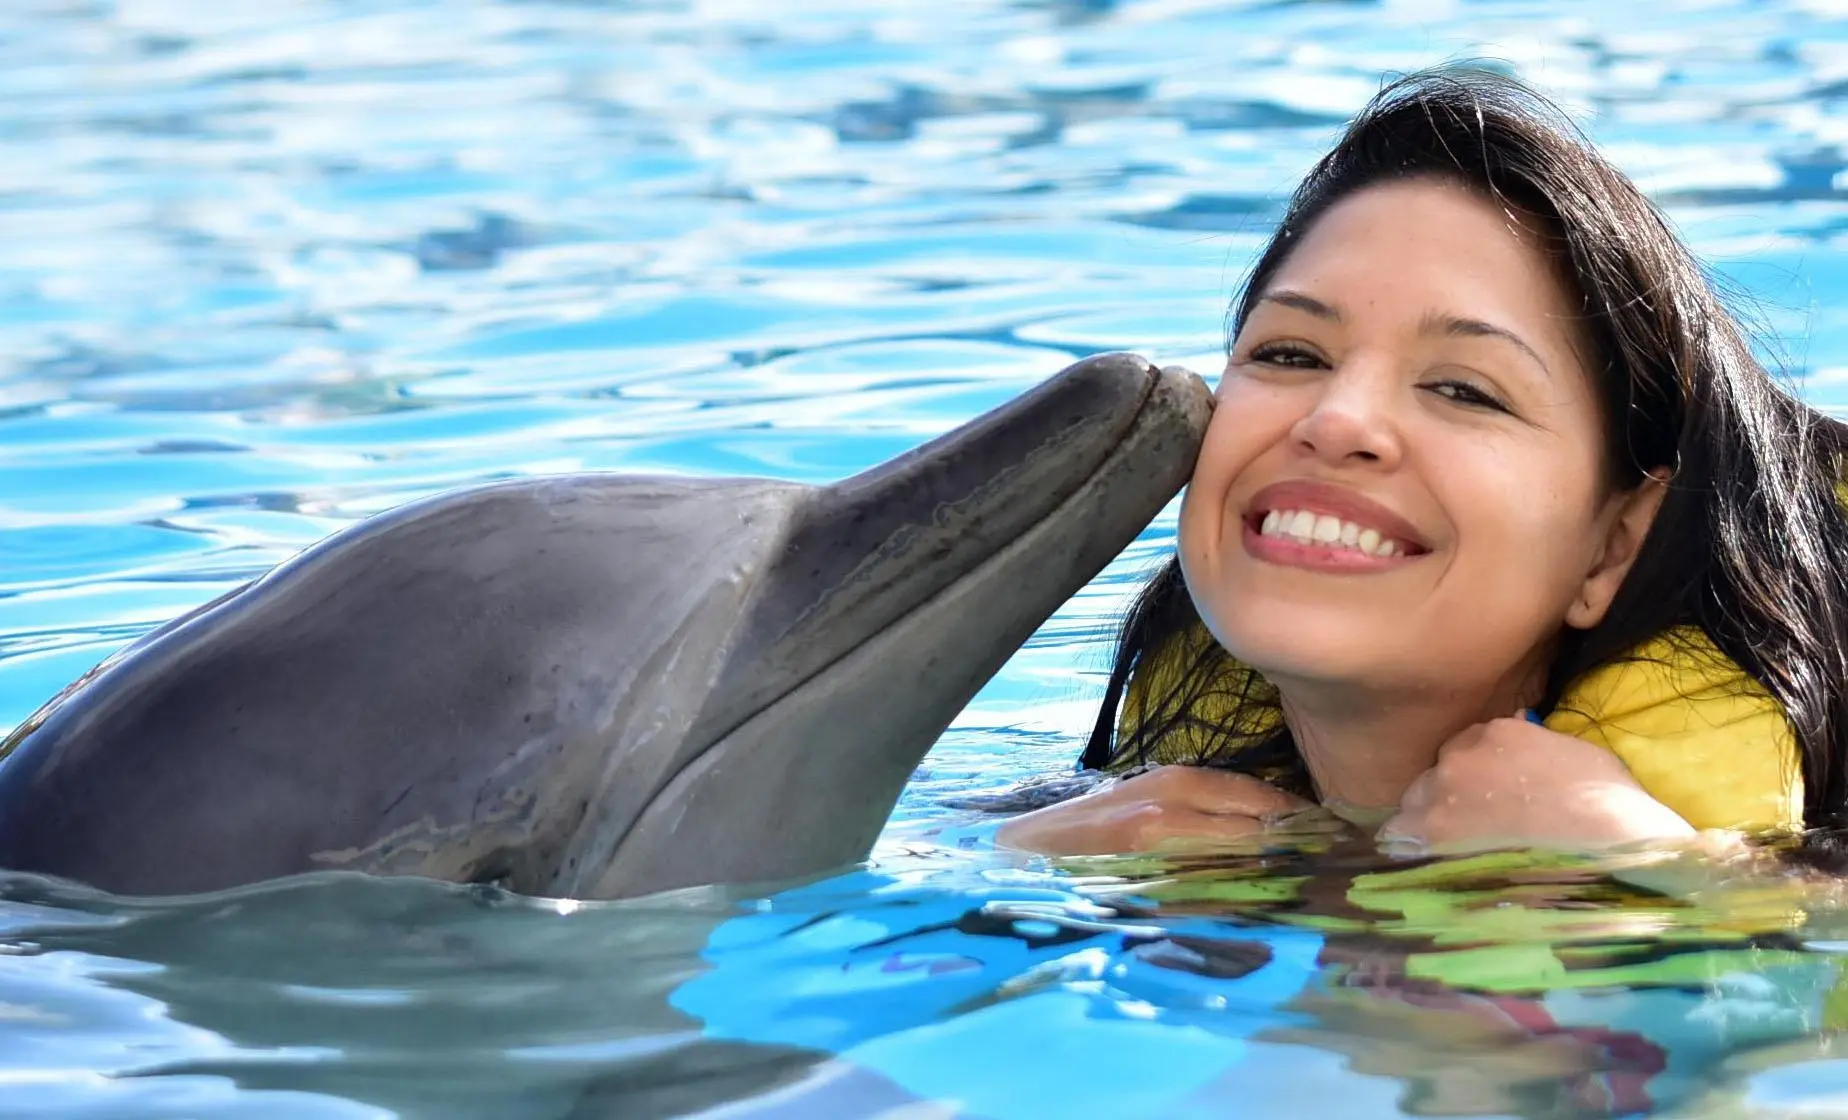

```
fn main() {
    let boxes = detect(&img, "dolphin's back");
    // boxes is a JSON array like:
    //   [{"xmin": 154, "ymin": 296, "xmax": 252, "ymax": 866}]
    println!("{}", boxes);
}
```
[{"xmin": 0, "ymin": 475, "xmax": 803, "ymax": 896}]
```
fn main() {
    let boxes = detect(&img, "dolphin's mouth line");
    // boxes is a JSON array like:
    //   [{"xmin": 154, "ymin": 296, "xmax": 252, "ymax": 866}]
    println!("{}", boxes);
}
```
[
  {"xmin": 585, "ymin": 364, "xmax": 1180, "ymax": 880},
  {"xmin": 688, "ymin": 362, "xmax": 1166, "ymax": 757}
]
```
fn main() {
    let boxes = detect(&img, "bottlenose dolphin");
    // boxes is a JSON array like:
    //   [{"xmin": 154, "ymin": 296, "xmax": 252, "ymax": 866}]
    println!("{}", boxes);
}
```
[{"xmin": 0, "ymin": 354, "xmax": 1210, "ymax": 899}]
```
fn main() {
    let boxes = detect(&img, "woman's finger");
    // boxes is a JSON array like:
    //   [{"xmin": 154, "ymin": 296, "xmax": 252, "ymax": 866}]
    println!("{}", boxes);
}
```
[
  {"xmin": 1141, "ymin": 808, "xmax": 1270, "ymax": 849},
  {"xmin": 1395, "ymin": 767, "xmax": 1439, "ymax": 816},
  {"xmin": 1373, "ymin": 809, "xmax": 1421, "ymax": 846},
  {"xmin": 1182, "ymin": 769, "xmax": 1312, "ymax": 819}
]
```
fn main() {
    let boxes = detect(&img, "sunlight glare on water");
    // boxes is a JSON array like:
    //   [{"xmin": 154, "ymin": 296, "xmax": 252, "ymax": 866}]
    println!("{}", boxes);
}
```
[{"xmin": 7, "ymin": 0, "xmax": 1848, "ymax": 1116}]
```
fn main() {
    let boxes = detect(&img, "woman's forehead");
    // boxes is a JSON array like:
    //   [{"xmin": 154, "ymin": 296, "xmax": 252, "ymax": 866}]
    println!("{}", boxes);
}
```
[{"xmin": 1251, "ymin": 180, "xmax": 1590, "ymax": 363}]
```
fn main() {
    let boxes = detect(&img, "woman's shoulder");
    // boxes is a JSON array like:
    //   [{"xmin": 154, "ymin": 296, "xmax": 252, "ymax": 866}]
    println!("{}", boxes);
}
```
[{"xmin": 1547, "ymin": 626, "xmax": 1803, "ymax": 831}]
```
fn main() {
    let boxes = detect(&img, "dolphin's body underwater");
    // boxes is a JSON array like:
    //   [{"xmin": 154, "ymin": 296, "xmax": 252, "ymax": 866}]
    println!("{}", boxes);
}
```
[{"xmin": 0, "ymin": 354, "xmax": 1210, "ymax": 900}]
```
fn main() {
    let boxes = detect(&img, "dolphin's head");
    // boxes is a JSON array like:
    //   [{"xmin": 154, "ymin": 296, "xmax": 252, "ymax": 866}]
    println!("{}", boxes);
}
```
[
  {"xmin": 0, "ymin": 353, "xmax": 1208, "ymax": 901},
  {"xmin": 574, "ymin": 353, "xmax": 1212, "ymax": 898}
]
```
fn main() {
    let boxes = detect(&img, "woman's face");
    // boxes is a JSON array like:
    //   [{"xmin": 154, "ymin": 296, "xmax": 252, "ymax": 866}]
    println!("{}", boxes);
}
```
[{"xmin": 1180, "ymin": 177, "xmax": 1643, "ymax": 705}]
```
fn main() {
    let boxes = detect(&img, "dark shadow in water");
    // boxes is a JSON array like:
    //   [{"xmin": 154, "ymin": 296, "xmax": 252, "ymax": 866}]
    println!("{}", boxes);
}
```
[
  {"xmin": 565, "ymin": 1047, "xmax": 924, "ymax": 1119},
  {"xmin": 2, "ymin": 873, "xmax": 868, "ymax": 1119},
  {"xmin": 408, "ymin": 212, "xmax": 547, "ymax": 272}
]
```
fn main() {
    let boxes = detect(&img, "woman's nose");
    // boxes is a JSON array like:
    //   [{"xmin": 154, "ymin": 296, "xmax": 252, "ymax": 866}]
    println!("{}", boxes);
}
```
[{"xmin": 1288, "ymin": 369, "xmax": 1402, "ymax": 468}]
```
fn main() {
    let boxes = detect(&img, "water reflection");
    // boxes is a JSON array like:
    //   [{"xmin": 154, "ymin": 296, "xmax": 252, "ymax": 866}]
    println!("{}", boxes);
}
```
[{"xmin": 5, "ymin": 828, "xmax": 1847, "ymax": 1117}]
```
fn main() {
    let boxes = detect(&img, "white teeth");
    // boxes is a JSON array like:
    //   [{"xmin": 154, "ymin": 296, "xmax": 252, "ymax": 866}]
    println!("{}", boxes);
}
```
[{"xmin": 1255, "ymin": 508, "xmax": 1409, "ymax": 559}]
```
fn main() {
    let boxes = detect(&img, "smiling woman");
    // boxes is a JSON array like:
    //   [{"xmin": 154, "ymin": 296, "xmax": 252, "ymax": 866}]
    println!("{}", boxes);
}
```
[
  {"xmin": 1182, "ymin": 177, "xmax": 1667, "ymax": 812},
  {"xmin": 999, "ymin": 67, "xmax": 1848, "ymax": 858}
]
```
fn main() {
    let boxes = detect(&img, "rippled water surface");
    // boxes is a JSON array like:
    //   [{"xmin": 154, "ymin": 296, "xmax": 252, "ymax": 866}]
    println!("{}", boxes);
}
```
[{"xmin": 9, "ymin": 0, "xmax": 1848, "ymax": 1116}]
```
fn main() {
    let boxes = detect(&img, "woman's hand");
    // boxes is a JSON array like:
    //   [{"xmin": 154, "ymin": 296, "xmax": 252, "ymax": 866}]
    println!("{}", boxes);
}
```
[
  {"xmin": 1381, "ymin": 717, "xmax": 1697, "ymax": 850},
  {"xmin": 996, "ymin": 765, "xmax": 1314, "ymax": 856}
]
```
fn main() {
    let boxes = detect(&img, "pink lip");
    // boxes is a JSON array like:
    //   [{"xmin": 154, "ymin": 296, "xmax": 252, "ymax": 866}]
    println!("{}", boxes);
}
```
[{"xmin": 1240, "ymin": 479, "xmax": 1432, "ymax": 573}]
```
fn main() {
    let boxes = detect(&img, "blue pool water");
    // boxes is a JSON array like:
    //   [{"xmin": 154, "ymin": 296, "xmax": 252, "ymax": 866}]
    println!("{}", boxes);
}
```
[{"xmin": 8, "ymin": 1, "xmax": 1848, "ymax": 1116}]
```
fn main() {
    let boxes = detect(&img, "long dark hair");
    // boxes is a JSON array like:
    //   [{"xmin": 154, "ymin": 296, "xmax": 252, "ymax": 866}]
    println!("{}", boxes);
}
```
[{"xmin": 1082, "ymin": 67, "xmax": 1848, "ymax": 829}]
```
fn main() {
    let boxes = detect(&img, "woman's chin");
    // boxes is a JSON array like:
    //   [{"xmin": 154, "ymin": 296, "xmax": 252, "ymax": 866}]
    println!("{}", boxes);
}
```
[{"xmin": 1216, "ymin": 627, "xmax": 1407, "ymax": 689}]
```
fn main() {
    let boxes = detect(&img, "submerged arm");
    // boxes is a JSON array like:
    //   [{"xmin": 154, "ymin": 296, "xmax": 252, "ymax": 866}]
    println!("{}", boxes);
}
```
[{"xmin": 994, "ymin": 764, "xmax": 1314, "ymax": 856}]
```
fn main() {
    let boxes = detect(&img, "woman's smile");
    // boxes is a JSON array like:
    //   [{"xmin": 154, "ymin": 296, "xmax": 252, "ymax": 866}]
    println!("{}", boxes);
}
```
[{"xmin": 1242, "ymin": 479, "xmax": 1430, "ymax": 572}]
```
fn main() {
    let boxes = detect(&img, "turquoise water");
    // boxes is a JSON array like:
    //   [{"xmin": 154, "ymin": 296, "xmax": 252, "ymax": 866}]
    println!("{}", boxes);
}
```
[{"xmin": 8, "ymin": 1, "xmax": 1848, "ymax": 1116}]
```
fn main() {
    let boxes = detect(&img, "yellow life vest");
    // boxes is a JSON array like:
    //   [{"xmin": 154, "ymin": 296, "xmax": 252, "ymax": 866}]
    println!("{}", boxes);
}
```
[{"xmin": 1115, "ymin": 623, "xmax": 1803, "ymax": 831}]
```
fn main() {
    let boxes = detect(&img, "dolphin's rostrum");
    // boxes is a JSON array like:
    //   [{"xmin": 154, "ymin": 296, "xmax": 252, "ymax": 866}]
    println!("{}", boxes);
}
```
[{"xmin": 0, "ymin": 354, "xmax": 1211, "ymax": 899}]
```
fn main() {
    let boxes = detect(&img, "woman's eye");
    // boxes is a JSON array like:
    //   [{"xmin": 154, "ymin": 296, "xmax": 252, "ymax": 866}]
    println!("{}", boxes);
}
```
[
  {"xmin": 1424, "ymin": 380, "xmax": 1510, "ymax": 413},
  {"xmin": 1247, "ymin": 343, "xmax": 1325, "ymax": 369}
]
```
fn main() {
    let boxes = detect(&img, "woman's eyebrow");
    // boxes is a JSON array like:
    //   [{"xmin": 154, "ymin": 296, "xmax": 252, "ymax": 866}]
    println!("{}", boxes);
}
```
[
  {"xmin": 1256, "ymin": 290, "xmax": 1340, "ymax": 320},
  {"xmin": 1422, "ymin": 312, "xmax": 1550, "ymax": 375},
  {"xmin": 1256, "ymin": 289, "xmax": 1552, "ymax": 376}
]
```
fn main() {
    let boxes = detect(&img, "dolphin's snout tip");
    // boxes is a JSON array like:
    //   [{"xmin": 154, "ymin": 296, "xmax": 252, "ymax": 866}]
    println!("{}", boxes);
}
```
[
  {"xmin": 1154, "ymin": 361, "xmax": 1212, "ymax": 411},
  {"xmin": 1061, "ymin": 352, "xmax": 1210, "ymax": 426},
  {"xmin": 1043, "ymin": 353, "xmax": 1213, "ymax": 488},
  {"xmin": 1140, "ymin": 359, "xmax": 1214, "ymax": 449},
  {"xmin": 1158, "ymin": 362, "xmax": 1212, "ymax": 400}
]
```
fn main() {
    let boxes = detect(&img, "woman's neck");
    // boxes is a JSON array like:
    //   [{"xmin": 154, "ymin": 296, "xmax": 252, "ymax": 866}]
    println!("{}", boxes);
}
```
[{"xmin": 1273, "ymin": 669, "xmax": 1542, "ymax": 811}]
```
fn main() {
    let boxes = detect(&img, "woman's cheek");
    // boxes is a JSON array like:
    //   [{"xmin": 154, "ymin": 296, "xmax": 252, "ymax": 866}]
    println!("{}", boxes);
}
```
[
  {"xmin": 1175, "ymin": 489, "xmax": 1226, "ymax": 619},
  {"xmin": 1435, "ymin": 445, "xmax": 1595, "ymax": 660},
  {"xmin": 1179, "ymin": 401, "xmax": 1258, "ymax": 556},
  {"xmin": 1193, "ymin": 376, "xmax": 1298, "ymax": 496}
]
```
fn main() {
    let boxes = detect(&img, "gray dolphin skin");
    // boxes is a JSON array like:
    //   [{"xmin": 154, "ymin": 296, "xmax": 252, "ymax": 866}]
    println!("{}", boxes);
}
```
[{"xmin": 0, "ymin": 353, "xmax": 1210, "ymax": 900}]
